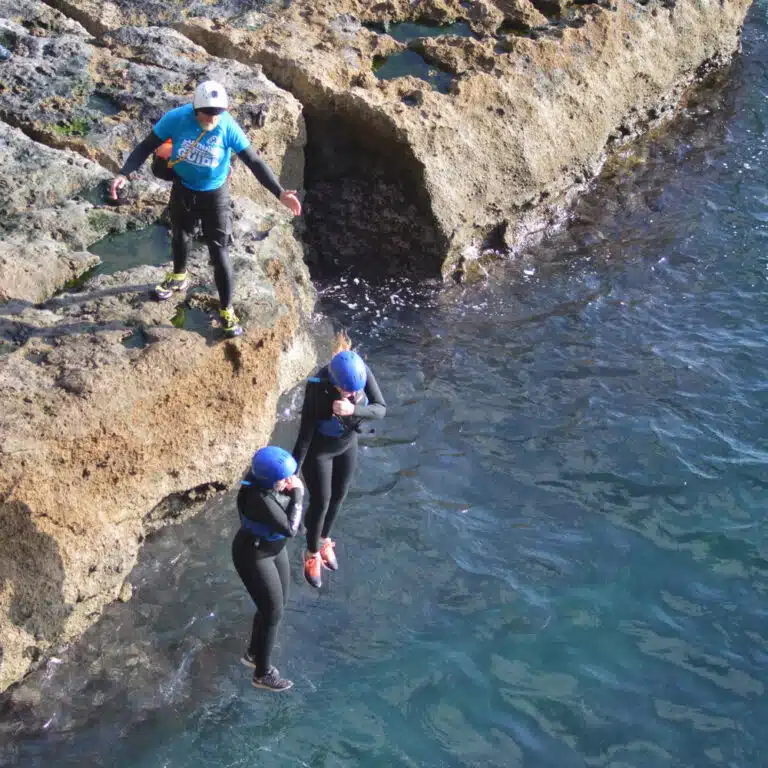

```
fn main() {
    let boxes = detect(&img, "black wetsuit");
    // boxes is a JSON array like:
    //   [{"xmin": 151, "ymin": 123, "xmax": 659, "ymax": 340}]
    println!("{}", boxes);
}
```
[
  {"xmin": 119, "ymin": 131, "xmax": 283, "ymax": 309},
  {"xmin": 232, "ymin": 473, "xmax": 303, "ymax": 677},
  {"xmin": 292, "ymin": 364, "xmax": 386, "ymax": 553}
]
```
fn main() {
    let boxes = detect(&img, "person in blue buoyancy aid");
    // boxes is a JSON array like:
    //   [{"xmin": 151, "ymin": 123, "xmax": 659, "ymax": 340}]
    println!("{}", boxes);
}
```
[
  {"xmin": 292, "ymin": 337, "xmax": 386, "ymax": 588},
  {"xmin": 232, "ymin": 446, "xmax": 304, "ymax": 691}
]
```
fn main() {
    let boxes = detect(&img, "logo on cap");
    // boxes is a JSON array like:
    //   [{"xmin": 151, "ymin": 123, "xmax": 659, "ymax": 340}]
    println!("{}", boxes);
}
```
[{"xmin": 211, "ymin": 90, "xmax": 219, "ymax": 97}]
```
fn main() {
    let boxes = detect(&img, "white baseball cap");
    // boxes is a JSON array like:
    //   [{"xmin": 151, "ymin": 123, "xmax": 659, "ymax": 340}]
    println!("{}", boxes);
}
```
[{"xmin": 193, "ymin": 81, "xmax": 228, "ymax": 110}]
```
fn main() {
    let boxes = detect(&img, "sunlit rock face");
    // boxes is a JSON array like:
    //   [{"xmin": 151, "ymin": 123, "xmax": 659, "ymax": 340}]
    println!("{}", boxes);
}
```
[{"xmin": 0, "ymin": 0, "xmax": 315, "ymax": 692}]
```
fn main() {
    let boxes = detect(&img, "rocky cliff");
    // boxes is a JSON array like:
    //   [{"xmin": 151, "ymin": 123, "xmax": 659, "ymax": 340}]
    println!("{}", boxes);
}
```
[
  {"xmin": 0, "ymin": 0, "xmax": 316, "ymax": 691},
  {"xmin": 37, "ymin": 0, "xmax": 753, "ymax": 276}
]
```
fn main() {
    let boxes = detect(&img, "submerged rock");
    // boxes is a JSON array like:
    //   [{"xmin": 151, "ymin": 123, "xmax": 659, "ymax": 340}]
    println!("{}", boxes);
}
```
[{"xmin": 118, "ymin": 582, "xmax": 133, "ymax": 602}]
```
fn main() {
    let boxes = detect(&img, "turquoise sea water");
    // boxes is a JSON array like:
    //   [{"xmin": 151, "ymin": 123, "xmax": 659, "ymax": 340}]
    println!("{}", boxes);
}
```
[{"xmin": 3, "ymin": 4, "xmax": 768, "ymax": 766}]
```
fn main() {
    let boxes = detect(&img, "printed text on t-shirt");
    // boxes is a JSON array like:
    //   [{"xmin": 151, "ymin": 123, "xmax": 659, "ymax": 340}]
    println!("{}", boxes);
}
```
[{"xmin": 178, "ymin": 136, "xmax": 224, "ymax": 168}]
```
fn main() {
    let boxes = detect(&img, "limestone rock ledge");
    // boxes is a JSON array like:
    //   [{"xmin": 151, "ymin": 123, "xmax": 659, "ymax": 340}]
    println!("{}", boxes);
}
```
[
  {"xmin": 37, "ymin": 0, "xmax": 754, "ymax": 276},
  {"xmin": 0, "ymin": 2, "xmax": 316, "ymax": 691}
]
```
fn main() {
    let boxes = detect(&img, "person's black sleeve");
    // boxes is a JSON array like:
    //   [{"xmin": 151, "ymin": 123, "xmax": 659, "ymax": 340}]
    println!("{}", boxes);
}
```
[
  {"xmin": 292, "ymin": 382, "xmax": 319, "ymax": 471},
  {"xmin": 247, "ymin": 489, "xmax": 304, "ymax": 537},
  {"xmin": 236, "ymin": 146, "xmax": 283, "ymax": 199},
  {"xmin": 119, "ymin": 131, "xmax": 165, "ymax": 176},
  {"xmin": 354, "ymin": 366, "xmax": 386, "ymax": 420},
  {"xmin": 285, "ymin": 488, "xmax": 304, "ymax": 536}
]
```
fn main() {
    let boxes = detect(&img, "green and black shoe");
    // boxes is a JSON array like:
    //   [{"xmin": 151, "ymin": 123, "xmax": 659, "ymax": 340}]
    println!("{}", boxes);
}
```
[
  {"xmin": 219, "ymin": 306, "xmax": 243, "ymax": 338},
  {"xmin": 154, "ymin": 272, "xmax": 188, "ymax": 301}
]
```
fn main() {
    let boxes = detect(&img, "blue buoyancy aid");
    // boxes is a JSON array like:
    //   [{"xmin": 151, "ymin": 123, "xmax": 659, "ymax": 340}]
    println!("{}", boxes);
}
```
[
  {"xmin": 312, "ymin": 376, "xmax": 369, "ymax": 438},
  {"xmin": 239, "ymin": 480, "xmax": 285, "ymax": 541}
]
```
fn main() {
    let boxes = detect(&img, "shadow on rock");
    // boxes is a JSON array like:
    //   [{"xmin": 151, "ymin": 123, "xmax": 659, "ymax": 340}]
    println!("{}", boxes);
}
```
[
  {"xmin": 38, "ymin": 283, "xmax": 159, "ymax": 311},
  {"xmin": 0, "ymin": 501, "xmax": 71, "ymax": 677}
]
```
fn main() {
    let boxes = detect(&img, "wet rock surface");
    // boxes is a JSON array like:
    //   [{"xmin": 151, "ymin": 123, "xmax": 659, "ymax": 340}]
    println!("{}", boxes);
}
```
[
  {"xmin": 1, "ymin": 121, "xmax": 106, "ymax": 303},
  {"xmin": 0, "ymin": 0, "xmax": 316, "ymax": 691},
  {"xmin": 0, "ymin": 117, "xmax": 170, "ymax": 303}
]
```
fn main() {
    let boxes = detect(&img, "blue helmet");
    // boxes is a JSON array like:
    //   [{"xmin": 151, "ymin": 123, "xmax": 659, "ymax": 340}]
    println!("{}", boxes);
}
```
[
  {"xmin": 329, "ymin": 350, "xmax": 367, "ymax": 392},
  {"xmin": 250, "ymin": 446, "xmax": 297, "ymax": 488}
]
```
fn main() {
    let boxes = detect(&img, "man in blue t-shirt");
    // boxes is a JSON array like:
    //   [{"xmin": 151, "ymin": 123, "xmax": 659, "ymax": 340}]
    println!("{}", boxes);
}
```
[{"xmin": 110, "ymin": 81, "xmax": 301, "ymax": 337}]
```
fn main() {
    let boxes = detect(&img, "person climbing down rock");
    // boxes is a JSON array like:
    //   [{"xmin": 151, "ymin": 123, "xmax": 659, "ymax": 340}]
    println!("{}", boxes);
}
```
[
  {"xmin": 292, "ymin": 334, "xmax": 386, "ymax": 588},
  {"xmin": 233, "ymin": 446, "xmax": 304, "ymax": 692},
  {"xmin": 109, "ymin": 80, "xmax": 301, "ymax": 338}
]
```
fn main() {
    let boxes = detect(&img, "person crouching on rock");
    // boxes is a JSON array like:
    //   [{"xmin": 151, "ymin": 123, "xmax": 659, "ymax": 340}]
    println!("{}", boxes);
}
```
[
  {"xmin": 292, "ymin": 334, "xmax": 386, "ymax": 588},
  {"xmin": 233, "ymin": 446, "xmax": 304, "ymax": 692},
  {"xmin": 109, "ymin": 80, "xmax": 302, "ymax": 338}
]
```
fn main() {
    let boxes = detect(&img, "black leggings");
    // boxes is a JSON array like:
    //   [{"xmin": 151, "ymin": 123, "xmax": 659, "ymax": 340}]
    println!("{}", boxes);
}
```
[
  {"xmin": 231, "ymin": 531, "xmax": 290, "ymax": 677},
  {"xmin": 169, "ymin": 181, "xmax": 234, "ymax": 308},
  {"xmin": 302, "ymin": 435, "xmax": 358, "ymax": 553}
]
